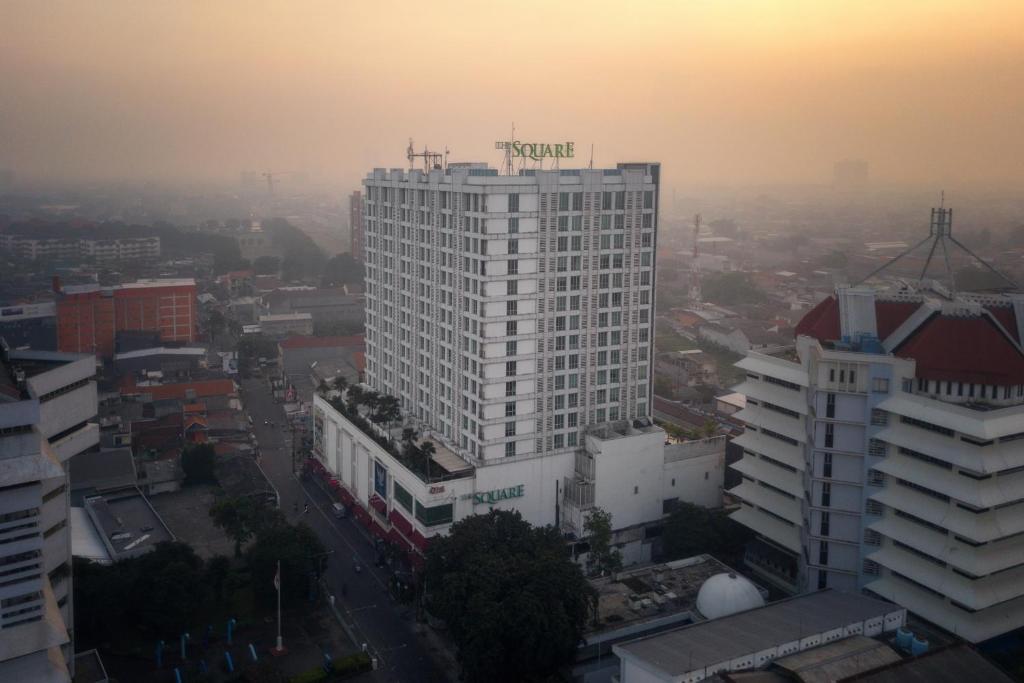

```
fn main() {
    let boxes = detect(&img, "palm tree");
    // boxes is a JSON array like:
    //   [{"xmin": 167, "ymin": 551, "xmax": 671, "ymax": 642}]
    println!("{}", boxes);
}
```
[
  {"xmin": 401, "ymin": 427, "xmax": 420, "ymax": 448},
  {"xmin": 331, "ymin": 375, "xmax": 349, "ymax": 395},
  {"xmin": 419, "ymin": 440, "xmax": 436, "ymax": 480},
  {"xmin": 376, "ymin": 395, "xmax": 401, "ymax": 426},
  {"xmin": 346, "ymin": 384, "xmax": 364, "ymax": 412}
]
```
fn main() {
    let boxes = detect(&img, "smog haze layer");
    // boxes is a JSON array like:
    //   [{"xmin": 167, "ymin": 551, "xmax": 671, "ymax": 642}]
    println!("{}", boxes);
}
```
[{"xmin": 2, "ymin": 0, "xmax": 1023, "ymax": 190}]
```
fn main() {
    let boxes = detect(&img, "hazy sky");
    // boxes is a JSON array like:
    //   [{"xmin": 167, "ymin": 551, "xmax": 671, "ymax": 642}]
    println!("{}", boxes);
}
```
[{"xmin": 2, "ymin": 1, "xmax": 1023, "ymax": 190}]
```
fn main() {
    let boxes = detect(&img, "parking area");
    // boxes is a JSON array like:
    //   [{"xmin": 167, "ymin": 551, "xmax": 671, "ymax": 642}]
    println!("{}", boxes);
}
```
[{"xmin": 149, "ymin": 484, "xmax": 237, "ymax": 559}]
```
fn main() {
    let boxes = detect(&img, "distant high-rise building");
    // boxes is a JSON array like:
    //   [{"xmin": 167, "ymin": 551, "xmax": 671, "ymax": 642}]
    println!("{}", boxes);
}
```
[
  {"xmin": 0, "ymin": 342, "xmax": 99, "ymax": 682},
  {"xmin": 55, "ymin": 278, "xmax": 197, "ymax": 357},
  {"xmin": 349, "ymin": 190, "xmax": 364, "ymax": 261},
  {"xmin": 833, "ymin": 159, "xmax": 869, "ymax": 189}
]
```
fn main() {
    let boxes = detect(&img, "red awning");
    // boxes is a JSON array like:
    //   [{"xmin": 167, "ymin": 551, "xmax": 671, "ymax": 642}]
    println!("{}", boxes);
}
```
[
  {"xmin": 388, "ymin": 528, "xmax": 412, "ymax": 552},
  {"xmin": 370, "ymin": 521, "xmax": 388, "ymax": 541},
  {"xmin": 389, "ymin": 509, "xmax": 413, "ymax": 537},
  {"xmin": 369, "ymin": 494, "xmax": 388, "ymax": 516},
  {"xmin": 352, "ymin": 505, "xmax": 370, "ymax": 526},
  {"xmin": 338, "ymin": 487, "xmax": 354, "ymax": 506},
  {"xmin": 328, "ymin": 478, "xmax": 341, "ymax": 490},
  {"xmin": 410, "ymin": 529, "xmax": 429, "ymax": 552}
]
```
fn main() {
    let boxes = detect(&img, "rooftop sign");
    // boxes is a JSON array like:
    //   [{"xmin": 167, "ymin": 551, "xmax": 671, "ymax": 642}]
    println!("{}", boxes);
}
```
[{"xmin": 496, "ymin": 140, "xmax": 575, "ymax": 161}]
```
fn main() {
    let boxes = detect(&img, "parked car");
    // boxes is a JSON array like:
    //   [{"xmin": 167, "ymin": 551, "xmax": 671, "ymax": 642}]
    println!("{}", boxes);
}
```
[{"xmin": 332, "ymin": 503, "xmax": 347, "ymax": 519}]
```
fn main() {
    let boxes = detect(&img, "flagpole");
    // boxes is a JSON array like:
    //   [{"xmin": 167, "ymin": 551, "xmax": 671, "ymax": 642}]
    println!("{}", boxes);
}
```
[{"xmin": 275, "ymin": 560, "xmax": 283, "ymax": 652}]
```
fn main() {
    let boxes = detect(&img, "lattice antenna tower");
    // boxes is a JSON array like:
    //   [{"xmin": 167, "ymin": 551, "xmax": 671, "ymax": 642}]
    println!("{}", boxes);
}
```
[{"xmin": 855, "ymin": 203, "xmax": 1018, "ymax": 295}]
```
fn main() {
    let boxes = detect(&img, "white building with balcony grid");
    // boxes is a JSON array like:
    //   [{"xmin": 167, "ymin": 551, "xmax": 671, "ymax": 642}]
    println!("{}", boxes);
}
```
[
  {"xmin": 0, "ymin": 342, "xmax": 99, "ymax": 682},
  {"xmin": 362, "ymin": 162, "xmax": 660, "ymax": 464},
  {"xmin": 309, "ymin": 160, "xmax": 723, "ymax": 560},
  {"xmin": 729, "ymin": 277, "xmax": 1024, "ymax": 643}
]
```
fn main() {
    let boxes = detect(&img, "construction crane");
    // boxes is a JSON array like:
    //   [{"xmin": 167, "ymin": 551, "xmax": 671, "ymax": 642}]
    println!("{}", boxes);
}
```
[
  {"xmin": 689, "ymin": 213, "xmax": 702, "ymax": 305},
  {"xmin": 406, "ymin": 139, "xmax": 446, "ymax": 173},
  {"xmin": 261, "ymin": 171, "xmax": 297, "ymax": 196}
]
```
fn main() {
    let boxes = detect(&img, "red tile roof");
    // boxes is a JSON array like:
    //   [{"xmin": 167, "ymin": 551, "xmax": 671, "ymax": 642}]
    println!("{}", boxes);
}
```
[
  {"xmin": 125, "ymin": 378, "xmax": 237, "ymax": 402},
  {"xmin": 988, "ymin": 305, "xmax": 1020, "ymax": 343},
  {"xmin": 875, "ymin": 301, "xmax": 920, "ymax": 339},
  {"xmin": 278, "ymin": 335, "xmax": 365, "ymax": 350},
  {"xmin": 794, "ymin": 294, "xmax": 1024, "ymax": 386},
  {"xmin": 794, "ymin": 296, "xmax": 840, "ymax": 340},
  {"xmin": 894, "ymin": 314, "xmax": 1024, "ymax": 385}
]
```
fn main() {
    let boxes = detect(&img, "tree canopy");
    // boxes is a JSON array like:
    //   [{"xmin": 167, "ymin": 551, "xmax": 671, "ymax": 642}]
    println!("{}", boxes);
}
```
[
  {"xmin": 662, "ymin": 501, "xmax": 753, "ymax": 568},
  {"xmin": 210, "ymin": 496, "xmax": 283, "ymax": 557},
  {"xmin": 181, "ymin": 443, "xmax": 216, "ymax": 484},
  {"xmin": 74, "ymin": 542, "xmax": 216, "ymax": 644},
  {"xmin": 583, "ymin": 508, "xmax": 621, "ymax": 578},
  {"xmin": 321, "ymin": 253, "xmax": 366, "ymax": 287},
  {"xmin": 246, "ymin": 521, "xmax": 326, "ymax": 609},
  {"xmin": 424, "ymin": 510, "xmax": 596, "ymax": 682},
  {"xmin": 700, "ymin": 272, "xmax": 768, "ymax": 305}
]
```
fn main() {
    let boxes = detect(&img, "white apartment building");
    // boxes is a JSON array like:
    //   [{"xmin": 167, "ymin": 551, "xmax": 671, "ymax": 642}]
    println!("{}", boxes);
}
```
[
  {"xmin": 0, "ymin": 343, "xmax": 99, "ymax": 681},
  {"xmin": 0, "ymin": 234, "xmax": 160, "ymax": 261},
  {"xmin": 730, "ymin": 281, "xmax": 1024, "ymax": 643},
  {"xmin": 363, "ymin": 163, "xmax": 660, "ymax": 461},
  {"xmin": 308, "ymin": 159, "xmax": 724, "ymax": 560}
]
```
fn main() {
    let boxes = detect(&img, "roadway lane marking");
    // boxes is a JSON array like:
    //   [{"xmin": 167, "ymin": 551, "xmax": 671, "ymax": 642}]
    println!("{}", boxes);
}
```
[{"xmin": 297, "ymin": 475, "xmax": 389, "ymax": 592}]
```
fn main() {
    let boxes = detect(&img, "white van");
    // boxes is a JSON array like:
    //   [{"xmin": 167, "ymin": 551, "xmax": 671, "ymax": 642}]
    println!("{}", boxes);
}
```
[{"xmin": 332, "ymin": 503, "xmax": 347, "ymax": 519}]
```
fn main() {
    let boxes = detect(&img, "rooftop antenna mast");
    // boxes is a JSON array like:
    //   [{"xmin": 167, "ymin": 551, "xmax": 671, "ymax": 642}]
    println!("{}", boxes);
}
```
[
  {"xmin": 854, "ymin": 200, "xmax": 1018, "ymax": 295},
  {"xmin": 406, "ymin": 138, "xmax": 443, "ymax": 173}
]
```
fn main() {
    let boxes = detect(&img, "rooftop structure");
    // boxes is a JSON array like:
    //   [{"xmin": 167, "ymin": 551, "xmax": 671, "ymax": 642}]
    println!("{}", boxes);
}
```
[
  {"xmin": 694, "ymin": 572, "xmax": 765, "ymax": 620},
  {"xmin": 613, "ymin": 590, "xmax": 905, "ymax": 683},
  {"xmin": 839, "ymin": 642, "xmax": 1014, "ymax": 683},
  {"xmin": 83, "ymin": 491, "xmax": 174, "ymax": 561},
  {"xmin": 587, "ymin": 555, "xmax": 734, "ymax": 646}
]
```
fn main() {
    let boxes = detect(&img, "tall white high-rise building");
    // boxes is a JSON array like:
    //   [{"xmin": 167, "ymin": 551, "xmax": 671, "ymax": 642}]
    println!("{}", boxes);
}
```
[
  {"xmin": 0, "ymin": 342, "xmax": 98, "ymax": 681},
  {"xmin": 362, "ymin": 162, "xmax": 660, "ymax": 463},
  {"xmin": 313, "ymin": 158, "xmax": 725, "ymax": 561}
]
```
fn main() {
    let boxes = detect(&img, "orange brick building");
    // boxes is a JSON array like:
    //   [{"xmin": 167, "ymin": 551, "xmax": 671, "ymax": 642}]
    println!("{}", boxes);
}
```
[{"xmin": 56, "ymin": 278, "xmax": 197, "ymax": 356}]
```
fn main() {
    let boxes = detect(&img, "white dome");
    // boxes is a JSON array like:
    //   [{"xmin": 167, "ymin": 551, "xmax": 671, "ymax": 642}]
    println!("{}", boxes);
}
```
[{"xmin": 695, "ymin": 572, "xmax": 765, "ymax": 620}]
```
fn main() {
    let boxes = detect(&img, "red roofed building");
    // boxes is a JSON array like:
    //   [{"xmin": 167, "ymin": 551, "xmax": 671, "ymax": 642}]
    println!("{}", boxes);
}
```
[
  {"xmin": 729, "ymin": 281, "xmax": 1024, "ymax": 643},
  {"xmin": 123, "ymin": 378, "xmax": 237, "ymax": 402}
]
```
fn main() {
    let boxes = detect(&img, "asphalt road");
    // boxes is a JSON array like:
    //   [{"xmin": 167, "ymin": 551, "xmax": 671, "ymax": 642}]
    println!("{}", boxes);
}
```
[{"xmin": 241, "ymin": 378, "xmax": 448, "ymax": 683}]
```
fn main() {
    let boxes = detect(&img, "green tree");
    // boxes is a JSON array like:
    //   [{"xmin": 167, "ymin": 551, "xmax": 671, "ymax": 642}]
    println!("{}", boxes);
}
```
[
  {"xmin": 374, "ymin": 394, "xmax": 401, "ymax": 425},
  {"xmin": 321, "ymin": 253, "xmax": 367, "ymax": 287},
  {"xmin": 181, "ymin": 443, "xmax": 216, "ymax": 484},
  {"xmin": 252, "ymin": 255, "xmax": 281, "ymax": 275},
  {"xmin": 583, "ymin": 508, "xmax": 621, "ymax": 577},
  {"xmin": 246, "ymin": 522, "xmax": 327, "ymax": 609},
  {"xmin": 424, "ymin": 510, "xmax": 596, "ymax": 683},
  {"xmin": 206, "ymin": 308, "xmax": 227, "ymax": 340},
  {"xmin": 132, "ymin": 542, "xmax": 211, "ymax": 634},
  {"xmin": 210, "ymin": 496, "xmax": 282, "ymax": 557},
  {"xmin": 264, "ymin": 218, "xmax": 327, "ymax": 282},
  {"xmin": 700, "ymin": 272, "xmax": 768, "ymax": 306},
  {"xmin": 662, "ymin": 502, "xmax": 753, "ymax": 568}
]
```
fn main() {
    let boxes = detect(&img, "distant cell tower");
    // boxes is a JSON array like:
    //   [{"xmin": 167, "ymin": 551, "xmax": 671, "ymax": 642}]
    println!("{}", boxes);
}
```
[{"xmin": 689, "ymin": 213, "xmax": 702, "ymax": 304}]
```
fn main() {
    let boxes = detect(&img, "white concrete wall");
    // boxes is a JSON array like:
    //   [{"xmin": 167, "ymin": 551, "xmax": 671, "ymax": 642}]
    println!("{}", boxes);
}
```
[
  {"xmin": 662, "ymin": 451, "xmax": 725, "ymax": 509},
  {"xmin": 591, "ymin": 429, "xmax": 666, "ymax": 530}
]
